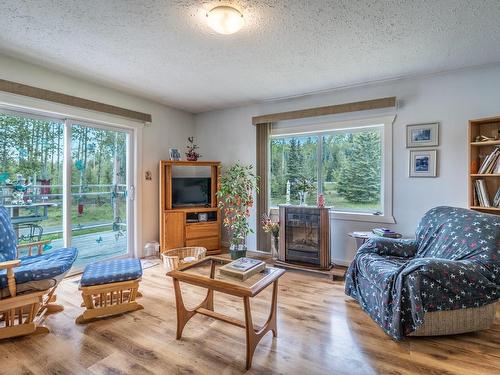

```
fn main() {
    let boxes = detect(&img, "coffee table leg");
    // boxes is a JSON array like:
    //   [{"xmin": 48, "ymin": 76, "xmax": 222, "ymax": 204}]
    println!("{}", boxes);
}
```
[
  {"xmin": 172, "ymin": 278, "xmax": 214, "ymax": 339},
  {"xmin": 243, "ymin": 280, "xmax": 279, "ymax": 370}
]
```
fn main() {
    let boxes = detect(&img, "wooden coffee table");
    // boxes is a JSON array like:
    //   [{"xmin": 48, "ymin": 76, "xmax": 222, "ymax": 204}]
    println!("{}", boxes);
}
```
[{"xmin": 166, "ymin": 256, "xmax": 285, "ymax": 369}]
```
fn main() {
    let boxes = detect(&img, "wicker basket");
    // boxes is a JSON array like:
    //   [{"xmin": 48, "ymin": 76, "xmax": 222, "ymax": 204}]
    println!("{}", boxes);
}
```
[{"xmin": 161, "ymin": 247, "xmax": 206, "ymax": 271}]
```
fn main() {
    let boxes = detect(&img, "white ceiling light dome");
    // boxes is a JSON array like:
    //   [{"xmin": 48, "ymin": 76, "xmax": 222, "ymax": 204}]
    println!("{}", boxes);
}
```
[{"xmin": 206, "ymin": 6, "xmax": 244, "ymax": 35}]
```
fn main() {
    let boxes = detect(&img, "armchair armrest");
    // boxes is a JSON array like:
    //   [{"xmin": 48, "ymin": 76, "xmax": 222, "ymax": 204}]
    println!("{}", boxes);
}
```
[
  {"xmin": 16, "ymin": 240, "xmax": 51, "ymax": 257},
  {"xmin": 0, "ymin": 259, "xmax": 21, "ymax": 297},
  {"xmin": 358, "ymin": 237, "xmax": 418, "ymax": 258},
  {"xmin": 0, "ymin": 260, "xmax": 21, "ymax": 270},
  {"xmin": 411, "ymin": 258, "xmax": 496, "ymax": 284},
  {"xmin": 405, "ymin": 258, "xmax": 498, "ymax": 307}
]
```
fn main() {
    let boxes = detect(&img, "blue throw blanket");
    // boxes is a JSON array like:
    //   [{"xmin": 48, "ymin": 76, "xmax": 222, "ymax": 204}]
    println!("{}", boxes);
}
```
[{"xmin": 345, "ymin": 206, "xmax": 500, "ymax": 339}]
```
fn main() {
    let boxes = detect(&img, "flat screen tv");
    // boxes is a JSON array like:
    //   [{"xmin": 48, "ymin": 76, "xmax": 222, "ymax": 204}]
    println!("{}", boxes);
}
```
[{"xmin": 172, "ymin": 177, "xmax": 211, "ymax": 207}]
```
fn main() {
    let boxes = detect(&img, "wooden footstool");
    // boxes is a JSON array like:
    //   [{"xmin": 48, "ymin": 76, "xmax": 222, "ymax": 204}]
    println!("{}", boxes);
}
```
[{"xmin": 75, "ymin": 258, "xmax": 143, "ymax": 324}]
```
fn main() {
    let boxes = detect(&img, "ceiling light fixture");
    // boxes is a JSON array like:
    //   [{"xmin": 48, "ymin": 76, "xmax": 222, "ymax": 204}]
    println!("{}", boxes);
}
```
[{"xmin": 206, "ymin": 6, "xmax": 244, "ymax": 35}]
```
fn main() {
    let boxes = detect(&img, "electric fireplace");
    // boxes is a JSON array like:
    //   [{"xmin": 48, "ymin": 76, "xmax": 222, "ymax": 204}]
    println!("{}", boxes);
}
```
[{"xmin": 278, "ymin": 205, "xmax": 331, "ymax": 270}]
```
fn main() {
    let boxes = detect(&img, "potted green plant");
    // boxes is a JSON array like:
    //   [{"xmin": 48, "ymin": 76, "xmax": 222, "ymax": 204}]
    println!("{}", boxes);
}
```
[{"xmin": 217, "ymin": 163, "xmax": 259, "ymax": 259}]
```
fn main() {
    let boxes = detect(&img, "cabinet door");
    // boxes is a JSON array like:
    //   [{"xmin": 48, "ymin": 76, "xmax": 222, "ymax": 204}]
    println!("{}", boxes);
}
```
[{"xmin": 163, "ymin": 212, "xmax": 185, "ymax": 250}]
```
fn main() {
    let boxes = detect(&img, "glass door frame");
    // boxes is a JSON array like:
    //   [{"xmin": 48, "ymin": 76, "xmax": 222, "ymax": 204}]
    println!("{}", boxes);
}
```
[
  {"xmin": 64, "ymin": 119, "xmax": 135, "ymax": 262},
  {"xmin": 0, "ymin": 105, "xmax": 137, "ymax": 267}
]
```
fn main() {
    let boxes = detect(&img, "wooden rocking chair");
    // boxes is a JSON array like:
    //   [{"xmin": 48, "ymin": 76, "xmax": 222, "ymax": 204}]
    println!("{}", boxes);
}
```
[
  {"xmin": 0, "ymin": 240, "xmax": 77, "ymax": 340},
  {"xmin": 0, "ymin": 204, "xmax": 78, "ymax": 340}
]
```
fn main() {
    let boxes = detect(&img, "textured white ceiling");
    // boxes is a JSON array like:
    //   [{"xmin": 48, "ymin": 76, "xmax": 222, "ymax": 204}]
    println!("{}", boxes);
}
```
[{"xmin": 1, "ymin": 1, "xmax": 500, "ymax": 113}]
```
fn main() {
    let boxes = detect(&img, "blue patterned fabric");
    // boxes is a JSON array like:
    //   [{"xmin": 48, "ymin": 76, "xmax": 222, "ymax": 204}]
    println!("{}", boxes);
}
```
[
  {"xmin": 80, "ymin": 258, "xmax": 142, "ymax": 287},
  {"xmin": 0, "ymin": 247, "xmax": 78, "ymax": 289},
  {"xmin": 345, "ymin": 206, "xmax": 500, "ymax": 339},
  {"xmin": 0, "ymin": 206, "xmax": 17, "ymax": 262}
]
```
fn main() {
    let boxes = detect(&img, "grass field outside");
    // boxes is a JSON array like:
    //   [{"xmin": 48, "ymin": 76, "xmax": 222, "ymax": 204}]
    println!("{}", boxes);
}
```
[{"xmin": 271, "ymin": 181, "xmax": 381, "ymax": 212}]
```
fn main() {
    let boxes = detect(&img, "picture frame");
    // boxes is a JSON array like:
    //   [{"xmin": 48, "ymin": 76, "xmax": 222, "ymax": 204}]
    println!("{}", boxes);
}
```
[
  {"xmin": 406, "ymin": 122, "xmax": 439, "ymax": 148},
  {"xmin": 169, "ymin": 148, "xmax": 181, "ymax": 161},
  {"xmin": 409, "ymin": 149, "xmax": 437, "ymax": 177}
]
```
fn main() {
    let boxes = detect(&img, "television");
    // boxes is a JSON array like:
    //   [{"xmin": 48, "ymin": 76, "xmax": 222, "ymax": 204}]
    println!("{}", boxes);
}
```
[{"xmin": 172, "ymin": 177, "xmax": 211, "ymax": 207}]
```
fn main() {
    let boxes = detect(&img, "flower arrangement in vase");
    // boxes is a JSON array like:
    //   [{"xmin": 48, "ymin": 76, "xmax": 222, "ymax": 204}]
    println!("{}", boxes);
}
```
[
  {"xmin": 261, "ymin": 213, "xmax": 279, "ymax": 259},
  {"xmin": 216, "ymin": 163, "xmax": 259, "ymax": 259},
  {"xmin": 294, "ymin": 176, "xmax": 316, "ymax": 206},
  {"xmin": 185, "ymin": 136, "xmax": 201, "ymax": 161}
]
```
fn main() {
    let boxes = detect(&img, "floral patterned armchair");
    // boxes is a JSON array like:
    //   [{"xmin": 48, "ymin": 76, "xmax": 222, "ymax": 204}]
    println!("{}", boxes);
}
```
[{"xmin": 345, "ymin": 206, "xmax": 499, "ymax": 339}]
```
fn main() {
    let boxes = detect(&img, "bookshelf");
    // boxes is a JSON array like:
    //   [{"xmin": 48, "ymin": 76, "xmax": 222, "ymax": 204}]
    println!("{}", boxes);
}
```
[{"xmin": 468, "ymin": 116, "xmax": 500, "ymax": 215}]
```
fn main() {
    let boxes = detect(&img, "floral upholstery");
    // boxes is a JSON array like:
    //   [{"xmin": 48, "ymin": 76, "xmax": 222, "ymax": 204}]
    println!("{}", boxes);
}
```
[
  {"xmin": 0, "ymin": 247, "xmax": 78, "ymax": 289},
  {"xmin": 345, "ymin": 206, "xmax": 500, "ymax": 339},
  {"xmin": 0, "ymin": 206, "xmax": 17, "ymax": 262},
  {"xmin": 80, "ymin": 258, "xmax": 142, "ymax": 287}
]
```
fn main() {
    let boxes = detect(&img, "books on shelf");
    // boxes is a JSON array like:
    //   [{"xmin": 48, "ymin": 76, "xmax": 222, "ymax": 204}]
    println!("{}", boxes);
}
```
[
  {"xmin": 478, "ymin": 146, "xmax": 500, "ymax": 174},
  {"xmin": 372, "ymin": 228, "xmax": 402, "ymax": 239},
  {"xmin": 219, "ymin": 257, "xmax": 266, "ymax": 281},
  {"xmin": 493, "ymin": 187, "xmax": 500, "ymax": 208},
  {"xmin": 474, "ymin": 179, "xmax": 498, "ymax": 207}
]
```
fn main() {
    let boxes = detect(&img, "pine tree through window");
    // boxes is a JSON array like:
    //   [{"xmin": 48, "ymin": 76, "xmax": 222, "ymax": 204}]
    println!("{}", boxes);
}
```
[{"xmin": 270, "ymin": 125, "xmax": 383, "ymax": 214}]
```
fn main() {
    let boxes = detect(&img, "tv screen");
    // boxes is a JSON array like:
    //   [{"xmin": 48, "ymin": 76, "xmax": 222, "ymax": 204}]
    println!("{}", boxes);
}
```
[{"xmin": 172, "ymin": 177, "xmax": 211, "ymax": 207}]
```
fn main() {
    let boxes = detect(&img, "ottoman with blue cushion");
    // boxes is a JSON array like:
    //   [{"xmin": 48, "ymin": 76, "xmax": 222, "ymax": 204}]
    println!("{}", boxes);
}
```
[{"xmin": 76, "ymin": 258, "xmax": 143, "ymax": 324}]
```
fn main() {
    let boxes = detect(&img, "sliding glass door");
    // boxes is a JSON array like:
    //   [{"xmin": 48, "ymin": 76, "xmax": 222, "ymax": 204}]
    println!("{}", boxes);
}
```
[
  {"xmin": 69, "ymin": 123, "xmax": 132, "ymax": 269},
  {"xmin": 0, "ymin": 110, "xmax": 134, "ymax": 270}
]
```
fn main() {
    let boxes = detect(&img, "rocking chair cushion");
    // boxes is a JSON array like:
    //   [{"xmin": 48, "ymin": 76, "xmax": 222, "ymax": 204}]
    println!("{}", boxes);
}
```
[
  {"xmin": 80, "ymin": 258, "xmax": 142, "ymax": 287},
  {"xmin": 0, "ymin": 206, "xmax": 17, "ymax": 262},
  {"xmin": 0, "ymin": 247, "xmax": 78, "ymax": 289}
]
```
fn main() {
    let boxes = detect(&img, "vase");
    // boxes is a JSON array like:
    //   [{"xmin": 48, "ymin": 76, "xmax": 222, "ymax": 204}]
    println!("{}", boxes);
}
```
[
  {"xmin": 272, "ymin": 236, "xmax": 279, "ymax": 259},
  {"xmin": 186, "ymin": 155, "xmax": 198, "ymax": 161},
  {"xmin": 229, "ymin": 242, "xmax": 247, "ymax": 260},
  {"xmin": 298, "ymin": 191, "xmax": 308, "ymax": 206}
]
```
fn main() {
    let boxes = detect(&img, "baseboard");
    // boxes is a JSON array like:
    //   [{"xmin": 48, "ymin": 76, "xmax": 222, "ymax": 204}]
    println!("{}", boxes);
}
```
[{"xmin": 332, "ymin": 258, "xmax": 351, "ymax": 267}]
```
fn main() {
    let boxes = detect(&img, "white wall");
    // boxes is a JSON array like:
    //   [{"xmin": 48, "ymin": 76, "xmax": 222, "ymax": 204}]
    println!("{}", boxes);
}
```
[
  {"xmin": 0, "ymin": 55, "xmax": 195, "ymax": 256},
  {"xmin": 195, "ymin": 64, "xmax": 500, "ymax": 265}
]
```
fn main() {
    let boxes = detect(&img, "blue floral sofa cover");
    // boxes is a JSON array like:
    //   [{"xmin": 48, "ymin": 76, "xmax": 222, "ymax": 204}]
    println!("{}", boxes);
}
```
[
  {"xmin": 0, "ymin": 205, "xmax": 77, "ymax": 294},
  {"xmin": 345, "ymin": 206, "xmax": 500, "ymax": 339}
]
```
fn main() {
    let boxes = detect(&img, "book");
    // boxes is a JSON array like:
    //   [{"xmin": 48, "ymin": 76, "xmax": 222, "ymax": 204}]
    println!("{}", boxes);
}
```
[
  {"xmin": 372, "ymin": 228, "xmax": 402, "ymax": 238},
  {"xmin": 478, "ymin": 146, "xmax": 500, "ymax": 174},
  {"xmin": 219, "ymin": 257, "xmax": 266, "ymax": 281},
  {"xmin": 493, "ymin": 187, "xmax": 500, "ymax": 208},
  {"xmin": 475, "ymin": 179, "xmax": 491, "ymax": 207}
]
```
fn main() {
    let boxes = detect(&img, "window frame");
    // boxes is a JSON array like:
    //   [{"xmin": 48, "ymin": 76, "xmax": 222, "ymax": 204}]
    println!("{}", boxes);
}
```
[
  {"xmin": 0, "ymin": 90, "xmax": 144, "ymax": 261},
  {"xmin": 270, "ymin": 115, "xmax": 395, "ymax": 224}
]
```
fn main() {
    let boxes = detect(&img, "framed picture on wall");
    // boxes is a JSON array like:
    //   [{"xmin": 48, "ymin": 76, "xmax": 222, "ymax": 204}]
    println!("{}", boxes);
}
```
[
  {"xmin": 406, "ymin": 122, "xmax": 439, "ymax": 147},
  {"xmin": 169, "ymin": 148, "xmax": 181, "ymax": 161},
  {"xmin": 409, "ymin": 149, "xmax": 437, "ymax": 177}
]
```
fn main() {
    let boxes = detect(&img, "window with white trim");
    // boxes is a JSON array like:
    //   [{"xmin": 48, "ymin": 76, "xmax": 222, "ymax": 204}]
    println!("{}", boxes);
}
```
[{"xmin": 269, "ymin": 116, "xmax": 394, "ymax": 222}]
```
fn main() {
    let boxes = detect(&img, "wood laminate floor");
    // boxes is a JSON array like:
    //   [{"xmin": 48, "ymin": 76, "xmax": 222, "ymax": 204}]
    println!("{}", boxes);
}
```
[{"xmin": 0, "ymin": 261, "xmax": 499, "ymax": 375}]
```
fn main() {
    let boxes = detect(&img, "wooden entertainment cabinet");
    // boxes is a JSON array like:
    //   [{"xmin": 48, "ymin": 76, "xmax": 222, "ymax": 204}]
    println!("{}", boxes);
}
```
[{"xmin": 159, "ymin": 160, "xmax": 222, "ymax": 255}]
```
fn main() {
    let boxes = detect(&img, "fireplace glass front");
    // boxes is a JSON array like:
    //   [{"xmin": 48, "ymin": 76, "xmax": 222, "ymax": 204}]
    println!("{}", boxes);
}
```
[{"xmin": 285, "ymin": 209, "xmax": 320, "ymax": 265}]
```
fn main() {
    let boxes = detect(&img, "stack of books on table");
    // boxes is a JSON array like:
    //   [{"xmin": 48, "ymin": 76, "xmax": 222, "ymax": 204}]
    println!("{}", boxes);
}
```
[
  {"xmin": 372, "ymin": 228, "xmax": 402, "ymax": 239},
  {"xmin": 219, "ymin": 257, "xmax": 266, "ymax": 281},
  {"xmin": 478, "ymin": 146, "xmax": 500, "ymax": 174}
]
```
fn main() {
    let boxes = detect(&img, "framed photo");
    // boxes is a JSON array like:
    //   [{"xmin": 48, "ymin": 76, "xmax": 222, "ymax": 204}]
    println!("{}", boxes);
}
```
[
  {"xmin": 406, "ymin": 122, "xmax": 439, "ymax": 147},
  {"xmin": 169, "ymin": 148, "xmax": 181, "ymax": 161},
  {"xmin": 409, "ymin": 149, "xmax": 437, "ymax": 177}
]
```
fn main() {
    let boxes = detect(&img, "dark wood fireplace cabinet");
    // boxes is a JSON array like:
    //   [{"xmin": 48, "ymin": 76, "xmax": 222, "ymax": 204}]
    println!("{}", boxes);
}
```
[{"xmin": 277, "ymin": 205, "xmax": 331, "ymax": 271}]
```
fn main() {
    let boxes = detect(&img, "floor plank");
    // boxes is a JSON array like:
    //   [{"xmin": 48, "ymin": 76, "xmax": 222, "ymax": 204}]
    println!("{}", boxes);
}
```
[{"xmin": 1, "ymin": 261, "xmax": 498, "ymax": 375}]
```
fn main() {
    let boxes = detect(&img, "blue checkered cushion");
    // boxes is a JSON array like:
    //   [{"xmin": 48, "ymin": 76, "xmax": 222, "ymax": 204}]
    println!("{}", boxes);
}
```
[
  {"xmin": 0, "ymin": 205, "xmax": 17, "ymax": 262},
  {"xmin": 80, "ymin": 258, "xmax": 142, "ymax": 287},
  {"xmin": 0, "ymin": 247, "xmax": 78, "ymax": 289}
]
